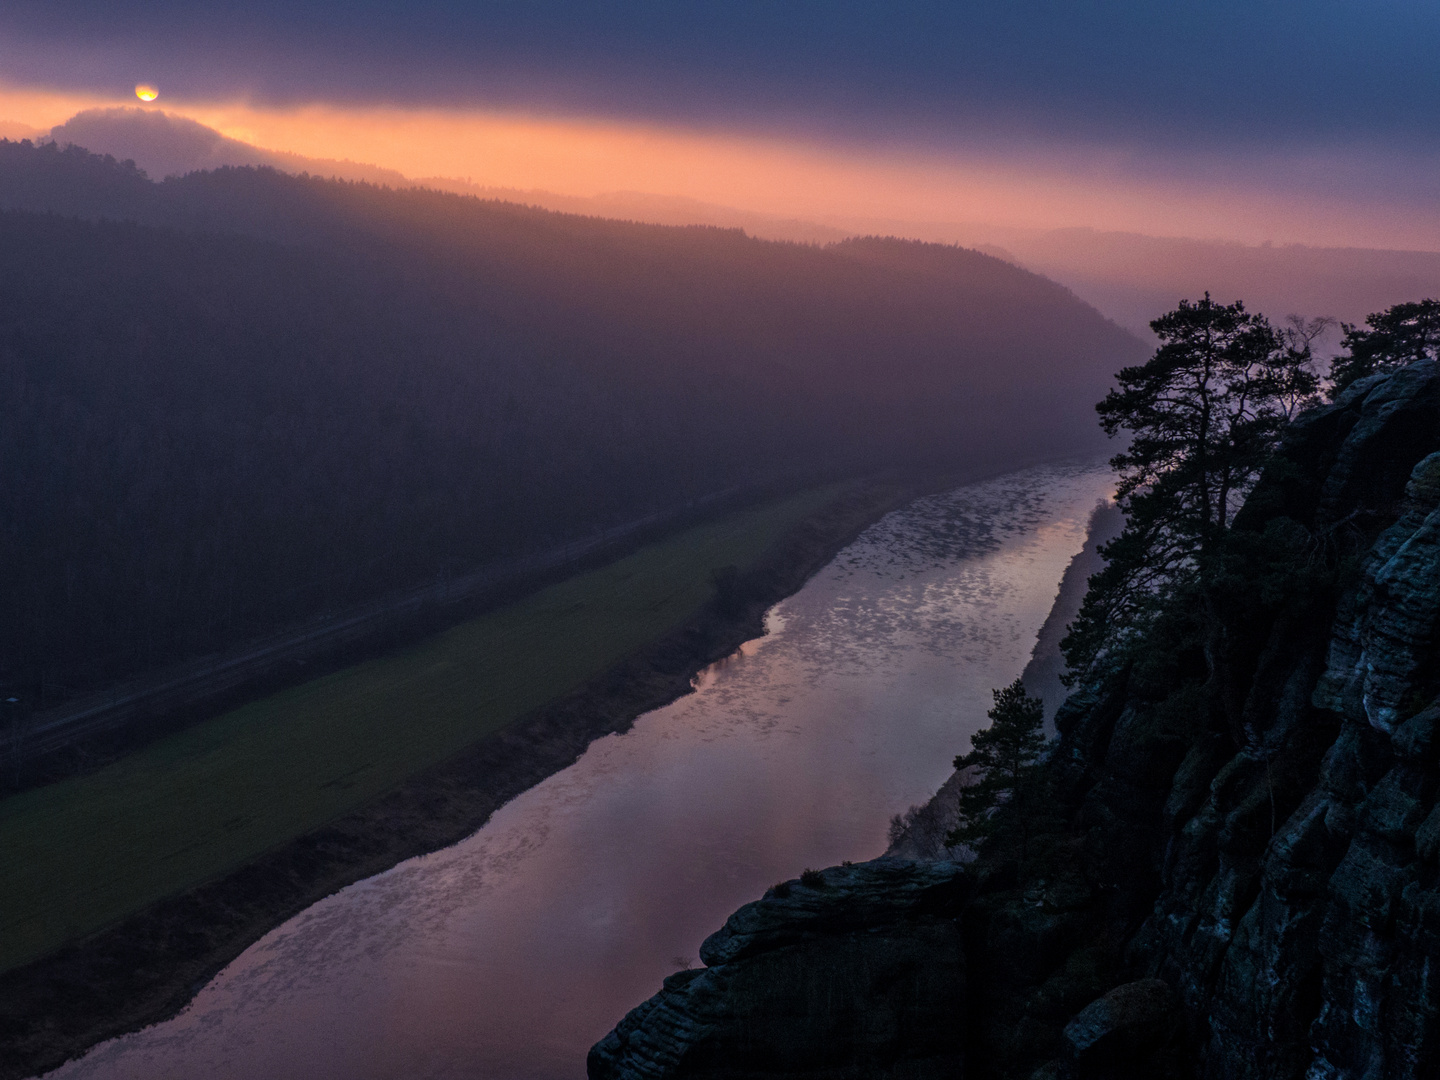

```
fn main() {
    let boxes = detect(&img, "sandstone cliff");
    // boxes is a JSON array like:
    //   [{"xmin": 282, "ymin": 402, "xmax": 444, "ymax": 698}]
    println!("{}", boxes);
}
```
[{"xmin": 592, "ymin": 361, "xmax": 1440, "ymax": 1079}]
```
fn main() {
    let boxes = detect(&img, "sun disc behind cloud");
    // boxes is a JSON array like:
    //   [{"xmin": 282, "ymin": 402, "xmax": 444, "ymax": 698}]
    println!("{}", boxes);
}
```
[{"xmin": 135, "ymin": 84, "xmax": 159, "ymax": 102}]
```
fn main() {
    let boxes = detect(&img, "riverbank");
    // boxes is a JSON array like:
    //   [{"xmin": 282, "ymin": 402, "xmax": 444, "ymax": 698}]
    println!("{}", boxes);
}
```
[
  {"xmin": 3, "ymin": 482, "xmax": 764, "ymax": 794},
  {"xmin": 882, "ymin": 493, "xmax": 1117, "ymax": 861},
  {"xmin": 0, "ymin": 473, "xmax": 943, "ymax": 1080}
]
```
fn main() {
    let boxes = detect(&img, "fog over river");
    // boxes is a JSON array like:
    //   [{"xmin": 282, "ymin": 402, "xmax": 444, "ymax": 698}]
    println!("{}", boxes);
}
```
[{"xmin": 50, "ymin": 460, "xmax": 1114, "ymax": 1080}]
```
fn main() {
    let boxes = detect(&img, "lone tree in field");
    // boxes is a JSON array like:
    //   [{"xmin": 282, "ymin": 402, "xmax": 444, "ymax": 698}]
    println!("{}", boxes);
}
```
[
  {"xmin": 1061, "ymin": 295, "xmax": 1320, "ymax": 685},
  {"xmin": 1329, "ymin": 299, "xmax": 1440, "ymax": 393},
  {"xmin": 946, "ymin": 679, "xmax": 1046, "ymax": 852}
]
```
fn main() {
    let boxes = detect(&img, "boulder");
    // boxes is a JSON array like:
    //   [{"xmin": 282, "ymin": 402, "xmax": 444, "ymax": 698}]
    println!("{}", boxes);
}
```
[
  {"xmin": 588, "ymin": 859, "xmax": 968, "ymax": 1080},
  {"xmin": 1062, "ymin": 979, "xmax": 1180, "ymax": 1067}
]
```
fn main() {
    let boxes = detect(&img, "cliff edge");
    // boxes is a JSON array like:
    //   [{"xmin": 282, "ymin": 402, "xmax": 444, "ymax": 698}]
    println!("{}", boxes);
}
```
[
  {"xmin": 591, "ymin": 361, "xmax": 1440, "ymax": 1079},
  {"xmin": 589, "ymin": 860, "xmax": 968, "ymax": 1080}
]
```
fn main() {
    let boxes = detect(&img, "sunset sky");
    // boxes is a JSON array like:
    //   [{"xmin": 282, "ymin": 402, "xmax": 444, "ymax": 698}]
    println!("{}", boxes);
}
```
[{"xmin": 2, "ymin": 1, "xmax": 1438, "ymax": 248}]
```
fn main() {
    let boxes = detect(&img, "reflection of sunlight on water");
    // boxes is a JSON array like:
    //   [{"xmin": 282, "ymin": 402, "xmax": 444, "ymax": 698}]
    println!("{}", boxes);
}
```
[
  {"xmin": 689, "ymin": 632, "xmax": 774, "ymax": 691},
  {"xmin": 688, "ymin": 600, "xmax": 793, "ymax": 690},
  {"xmin": 50, "ymin": 458, "xmax": 1115, "ymax": 1080},
  {"xmin": 762, "ymin": 606, "xmax": 787, "ymax": 636}
]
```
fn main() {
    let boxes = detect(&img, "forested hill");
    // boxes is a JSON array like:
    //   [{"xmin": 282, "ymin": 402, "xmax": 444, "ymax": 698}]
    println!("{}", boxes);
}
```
[{"xmin": 0, "ymin": 138, "xmax": 1143, "ymax": 699}]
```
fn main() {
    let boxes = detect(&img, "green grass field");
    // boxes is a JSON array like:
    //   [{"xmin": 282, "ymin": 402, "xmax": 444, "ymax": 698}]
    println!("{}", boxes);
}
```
[{"xmin": 0, "ymin": 486, "xmax": 844, "ymax": 974}]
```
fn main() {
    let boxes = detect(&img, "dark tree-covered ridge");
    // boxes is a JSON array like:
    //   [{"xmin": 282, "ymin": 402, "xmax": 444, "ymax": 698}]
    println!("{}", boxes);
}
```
[{"xmin": 0, "ymin": 139, "xmax": 1143, "ymax": 699}]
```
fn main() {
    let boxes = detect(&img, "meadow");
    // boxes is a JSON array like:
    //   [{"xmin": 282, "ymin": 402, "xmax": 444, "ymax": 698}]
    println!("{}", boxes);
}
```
[{"xmin": 0, "ymin": 484, "xmax": 844, "ymax": 974}]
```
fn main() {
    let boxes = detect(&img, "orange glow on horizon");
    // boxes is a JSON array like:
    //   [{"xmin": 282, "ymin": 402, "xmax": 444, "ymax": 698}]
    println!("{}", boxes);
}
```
[
  {"xmin": 179, "ymin": 101, "xmax": 1440, "ymax": 250},
  {"xmin": 0, "ymin": 83, "xmax": 1437, "ymax": 251},
  {"xmin": 0, "ymin": 85, "xmax": 123, "ymax": 130}
]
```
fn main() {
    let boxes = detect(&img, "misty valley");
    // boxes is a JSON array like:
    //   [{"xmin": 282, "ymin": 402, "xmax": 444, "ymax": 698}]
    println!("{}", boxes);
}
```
[
  {"xmin": 0, "ymin": 138, "xmax": 1139, "ymax": 707},
  {"xmin": 3, "ymin": 57, "xmax": 1440, "ymax": 1080}
]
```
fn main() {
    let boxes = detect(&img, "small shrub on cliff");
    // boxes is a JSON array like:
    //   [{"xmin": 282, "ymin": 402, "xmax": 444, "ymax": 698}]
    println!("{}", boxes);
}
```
[
  {"xmin": 947, "ymin": 679, "xmax": 1047, "ymax": 853},
  {"xmin": 1329, "ymin": 299, "xmax": 1440, "ymax": 394},
  {"xmin": 800, "ymin": 867, "xmax": 826, "ymax": 888}
]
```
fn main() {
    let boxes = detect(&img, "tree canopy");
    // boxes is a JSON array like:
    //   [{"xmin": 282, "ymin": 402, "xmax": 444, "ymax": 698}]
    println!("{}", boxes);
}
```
[{"xmin": 1062, "ymin": 295, "xmax": 1319, "ymax": 682}]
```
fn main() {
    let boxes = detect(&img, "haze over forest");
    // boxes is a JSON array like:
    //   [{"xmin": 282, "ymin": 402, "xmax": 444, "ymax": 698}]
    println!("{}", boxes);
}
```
[
  {"xmin": 2, "ymin": 85, "xmax": 1437, "ymax": 704},
  {"xmin": 9, "ymin": 5, "xmax": 1440, "ymax": 1080},
  {"xmin": 0, "ymin": 137, "xmax": 1142, "ymax": 697},
  {"xmin": 2, "ymin": 0, "xmax": 1437, "ymax": 787},
  {"xmin": 29, "ymin": 106, "xmax": 1440, "ymax": 342}
]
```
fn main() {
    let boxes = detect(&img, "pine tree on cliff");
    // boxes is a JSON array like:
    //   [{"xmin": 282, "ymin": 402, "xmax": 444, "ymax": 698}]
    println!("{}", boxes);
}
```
[
  {"xmin": 946, "ymin": 679, "xmax": 1046, "ymax": 854},
  {"xmin": 1062, "ymin": 295, "xmax": 1319, "ymax": 688},
  {"xmin": 1329, "ymin": 299, "xmax": 1440, "ymax": 394}
]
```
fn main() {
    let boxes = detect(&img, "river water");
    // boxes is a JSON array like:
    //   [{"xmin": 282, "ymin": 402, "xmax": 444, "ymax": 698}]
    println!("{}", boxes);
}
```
[{"xmin": 49, "ymin": 460, "xmax": 1113, "ymax": 1080}]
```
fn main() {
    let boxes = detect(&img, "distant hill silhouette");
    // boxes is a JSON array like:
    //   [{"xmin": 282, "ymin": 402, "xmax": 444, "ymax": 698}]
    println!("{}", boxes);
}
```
[
  {"xmin": 0, "ymin": 120, "xmax": 43, "ymax": 143},
  {"xmin": 49, "ymin": 107, "xmax": 411, "ymax": 185},
  {"xmin": 0, "ymin": 138, "xmax": 1143, "ymax": 696},
  {"xmin": 40, "ymin": 108, "xmax": 1438, "ymax": 342},
  {"xmin": 816, "ymin": 218, "xmax": 1440, "ymax": 341},
  {"xmin": 1014, "ymin": 229, "xmax": 1440, "ymax": 342},
  {"xmin": 43, "ymin": 108, "xmax": 850, "ymax": 242},
  {"xmin": 416, "ymin": 180, "xmax": 853, "ymax": 245}
]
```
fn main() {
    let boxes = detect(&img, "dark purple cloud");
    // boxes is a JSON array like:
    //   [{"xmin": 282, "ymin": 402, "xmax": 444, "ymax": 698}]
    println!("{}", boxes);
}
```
[{"xmin": 2, "ymin": 1, "xmax": 1438, "ymax": 153}]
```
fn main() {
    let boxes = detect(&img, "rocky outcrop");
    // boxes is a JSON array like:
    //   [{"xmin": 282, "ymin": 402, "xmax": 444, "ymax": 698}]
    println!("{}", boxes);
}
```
[
  {"xmin": 588, "ymin": 860, "xmax": 968, "ymax": 1079},
  {"xmin": 593, "ymin": 361, "xmax": 1440, "ymax": 1080},
  {"xmin": 1136, "ymin": 365, "xmax": 1440, "ymax": 1080},
  {"xmin": 973, "ymin": 361, "xmax": 1440, "ymax": 1079}
]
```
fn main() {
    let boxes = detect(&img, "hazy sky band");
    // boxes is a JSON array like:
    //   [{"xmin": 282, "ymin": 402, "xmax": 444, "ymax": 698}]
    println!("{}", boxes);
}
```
[
  {"xmin": 4, "ymin": 0, "xmax": 1439, "ymax": 149},
  {"xmin": 4, "ymin": 1, "xmax": 1439, "ymax": 251}
]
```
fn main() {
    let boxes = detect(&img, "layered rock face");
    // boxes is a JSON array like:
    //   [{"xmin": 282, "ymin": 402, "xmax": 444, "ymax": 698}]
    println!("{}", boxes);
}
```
[
  {"xmin": 1127, "ymin": 364, "xmax": 1440, "ymax": 1078},
  {"xmin": 973, "ymin": 361, "xmax": 1440, "ymax": 1078},
  {"xmin": 593, "ymin": 362, "xmax": 1440, "ymax": 1079}
]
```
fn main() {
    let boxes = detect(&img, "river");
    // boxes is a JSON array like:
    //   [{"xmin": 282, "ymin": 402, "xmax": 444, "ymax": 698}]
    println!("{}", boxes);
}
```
[{"xmin": 48, "ymin": 459, "xmax": 1114, "ymax": 1080}]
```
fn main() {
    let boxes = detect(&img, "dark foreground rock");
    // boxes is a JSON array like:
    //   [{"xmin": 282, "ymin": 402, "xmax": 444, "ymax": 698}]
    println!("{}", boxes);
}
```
[
  {"xmin": 1059, "ymin": 979, "xmax": 1180, "ymax": 1074},
  {"xmin": 963, "ymin": 361, "xmax": 1440, "ymax": 1079},
  {"xmin": 588, "ymin": 860, "xmax": 968, "ymax": 1080}
]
